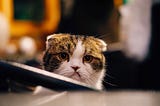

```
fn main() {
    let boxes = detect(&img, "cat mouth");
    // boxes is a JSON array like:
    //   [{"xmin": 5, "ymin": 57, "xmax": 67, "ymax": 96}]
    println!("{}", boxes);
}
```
[{"xmin": 70, "ymin": 72, "xmax": 82, "ymax": 81}]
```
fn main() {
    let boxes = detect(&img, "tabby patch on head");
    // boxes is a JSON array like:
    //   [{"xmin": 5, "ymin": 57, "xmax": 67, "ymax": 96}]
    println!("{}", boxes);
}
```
[{"xmin": 43, "ymin": 33, "xmax": 107, "ymax": 89}]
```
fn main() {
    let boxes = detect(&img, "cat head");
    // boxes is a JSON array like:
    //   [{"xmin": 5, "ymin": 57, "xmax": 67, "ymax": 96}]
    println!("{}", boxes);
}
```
[{"xmin": 43, "ymin": 34, "xmax": 107, "ymax": 89}]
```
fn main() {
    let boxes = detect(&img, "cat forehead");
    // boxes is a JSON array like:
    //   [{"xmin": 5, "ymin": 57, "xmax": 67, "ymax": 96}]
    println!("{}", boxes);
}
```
[{"xmin": 46, "ymin": 34, "xmax": 107, "ymax": 52}]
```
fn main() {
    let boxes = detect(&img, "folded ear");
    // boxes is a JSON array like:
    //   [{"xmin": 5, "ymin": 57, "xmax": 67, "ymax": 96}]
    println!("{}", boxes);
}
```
[
  {"xmin": 46, "ymin": 34, "xmax": 57, "ymax": 41},
  {"xmin": 46, "ymin": 34, "xmax": 56, "ymax": 49},
  {"xmin": 97, "ymin": 39, "xmax": 107, "ymax": 52}
]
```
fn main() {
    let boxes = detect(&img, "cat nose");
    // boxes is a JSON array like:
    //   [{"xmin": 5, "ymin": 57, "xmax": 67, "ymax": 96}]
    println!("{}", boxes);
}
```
[{"xmin": 71, "ymin": 66, "xmax": 80, "ymax": 71}]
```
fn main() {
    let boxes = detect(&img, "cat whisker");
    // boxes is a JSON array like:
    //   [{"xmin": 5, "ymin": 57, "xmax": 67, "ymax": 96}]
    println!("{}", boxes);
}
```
[
  {"xmin": 88, "ymin": 73, "xmax": 117, "ymax": 88},
  {"xmin": 105, "ymin": 73, "xmax": 115, "ymax": 79},
  {"xmin": 85, "ymin": 74, "xmax": 100, "ymax": 85},
  {"xmin": 88, "ymin": 74, "xmax": 117, "ymax": 88},
  {"xmin": 78, "ymin": 72, "xmax": 95, "ymax": 85},
  {"xmin": 79, "ymin": 72, "xmax": 89, "ymax": 79},
  {"xmin": 95, "ymin": 33, "xmax": 112, "ymax": 39},
  {"xmin": 85, "ymin": 78, "xmax": 95, "ymax": 86},
  {"xmin": 102, "ymin": 80, "xmax": 117, "ymax": 87}
]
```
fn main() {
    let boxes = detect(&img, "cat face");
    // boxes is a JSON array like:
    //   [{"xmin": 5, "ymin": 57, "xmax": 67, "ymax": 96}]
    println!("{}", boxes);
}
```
[{"xmin": 43, "ymin": 34, "xmax": 107, "ymax": 89}]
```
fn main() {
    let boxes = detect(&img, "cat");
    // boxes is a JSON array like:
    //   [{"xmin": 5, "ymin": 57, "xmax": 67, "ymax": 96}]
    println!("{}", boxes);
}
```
[{"xmin": 43, "ymin": 33, "xmax": 107, "ymax": 90}]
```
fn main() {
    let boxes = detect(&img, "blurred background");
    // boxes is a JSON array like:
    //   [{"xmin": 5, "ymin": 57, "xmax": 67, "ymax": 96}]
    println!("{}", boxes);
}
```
[{"xmin": 0, "ymin": 0, "xmax": 160, "ymax": 91}]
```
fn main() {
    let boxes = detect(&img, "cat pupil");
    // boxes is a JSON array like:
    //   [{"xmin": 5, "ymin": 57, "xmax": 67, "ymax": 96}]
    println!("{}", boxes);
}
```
[
  {"xmin": 83, "ymin": 55, "xmax": 93, "ymax": 62},
  {"xmin": 60, "ymin": 52, "xmax": 68, "ymax": 60}
]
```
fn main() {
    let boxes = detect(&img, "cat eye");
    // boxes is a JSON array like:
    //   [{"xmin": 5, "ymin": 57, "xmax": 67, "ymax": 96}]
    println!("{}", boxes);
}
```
[
  {"xmin": 59, "ymin": 52, "xmax": 69, "ymax": 61},
  {"xmin": 83, "ymin": 55, "xmax": 93, "ymax": 63}
]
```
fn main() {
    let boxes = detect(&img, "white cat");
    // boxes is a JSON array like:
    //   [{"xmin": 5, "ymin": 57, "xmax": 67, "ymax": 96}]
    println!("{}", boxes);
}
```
[{"xmin": 43, "ymin": 34, "xmax": 107, "ymax": 89}]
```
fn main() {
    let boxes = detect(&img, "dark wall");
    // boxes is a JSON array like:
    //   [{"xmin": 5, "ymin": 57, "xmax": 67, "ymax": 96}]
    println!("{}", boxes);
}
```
[
  {"xmin": 138, "ymin": 3, "xmax": 160, "ymax": 90},
  {"xmin": 57, "ymin": 0, "xmax": 114, "ymax": 36},
  {"xmin": 104, "ymin": 3, "xmax": 160, "ymax": 90}
]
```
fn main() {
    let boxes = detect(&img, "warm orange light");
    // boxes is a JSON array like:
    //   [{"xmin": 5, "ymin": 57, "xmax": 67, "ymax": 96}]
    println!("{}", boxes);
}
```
[
  {"xmin": 0, "ymin": 0, "xmax": 61, "ymax": 37},
  {"xmin": 114, "ymin": 0, "xmax": 123, "ymax": 8}
]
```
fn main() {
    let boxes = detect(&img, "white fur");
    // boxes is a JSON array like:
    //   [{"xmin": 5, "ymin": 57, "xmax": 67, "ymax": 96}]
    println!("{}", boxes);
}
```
[
  {"xmin": 47, "ymin": 34, "xmax": 56, "ymax": 41},
  {"xmin": 69, "ymin": 40, "xmax": 84, "ymax": 67},
  {"xmin": 53, "ymin": 40, "xmax": 105, "ymax": 89},
  {"xmin": 46, "ymin": 34, "xmax": 55, "ymax": 49},
  {"xmin": 97, "ymin": 39, "xmax": 107, "ymax": 51}
]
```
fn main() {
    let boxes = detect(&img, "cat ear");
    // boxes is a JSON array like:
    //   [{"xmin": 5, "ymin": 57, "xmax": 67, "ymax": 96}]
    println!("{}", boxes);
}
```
[
  {"xmin": 46, "ymin": 34, "xmax": 56, "ymax": 49},
  {"xmin": 47, "ymin": 34, "xmax": 57, "ymax": 41},
  {"xmin": 97, "ymin": 39, "xmax": 107, "ymax": 52}
]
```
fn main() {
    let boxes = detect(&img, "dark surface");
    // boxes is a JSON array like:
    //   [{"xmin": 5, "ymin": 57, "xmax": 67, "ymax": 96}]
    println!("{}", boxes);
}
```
[{"xmin": 0, "ymin": 61, "xmax": 96, "ymax": 92}]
